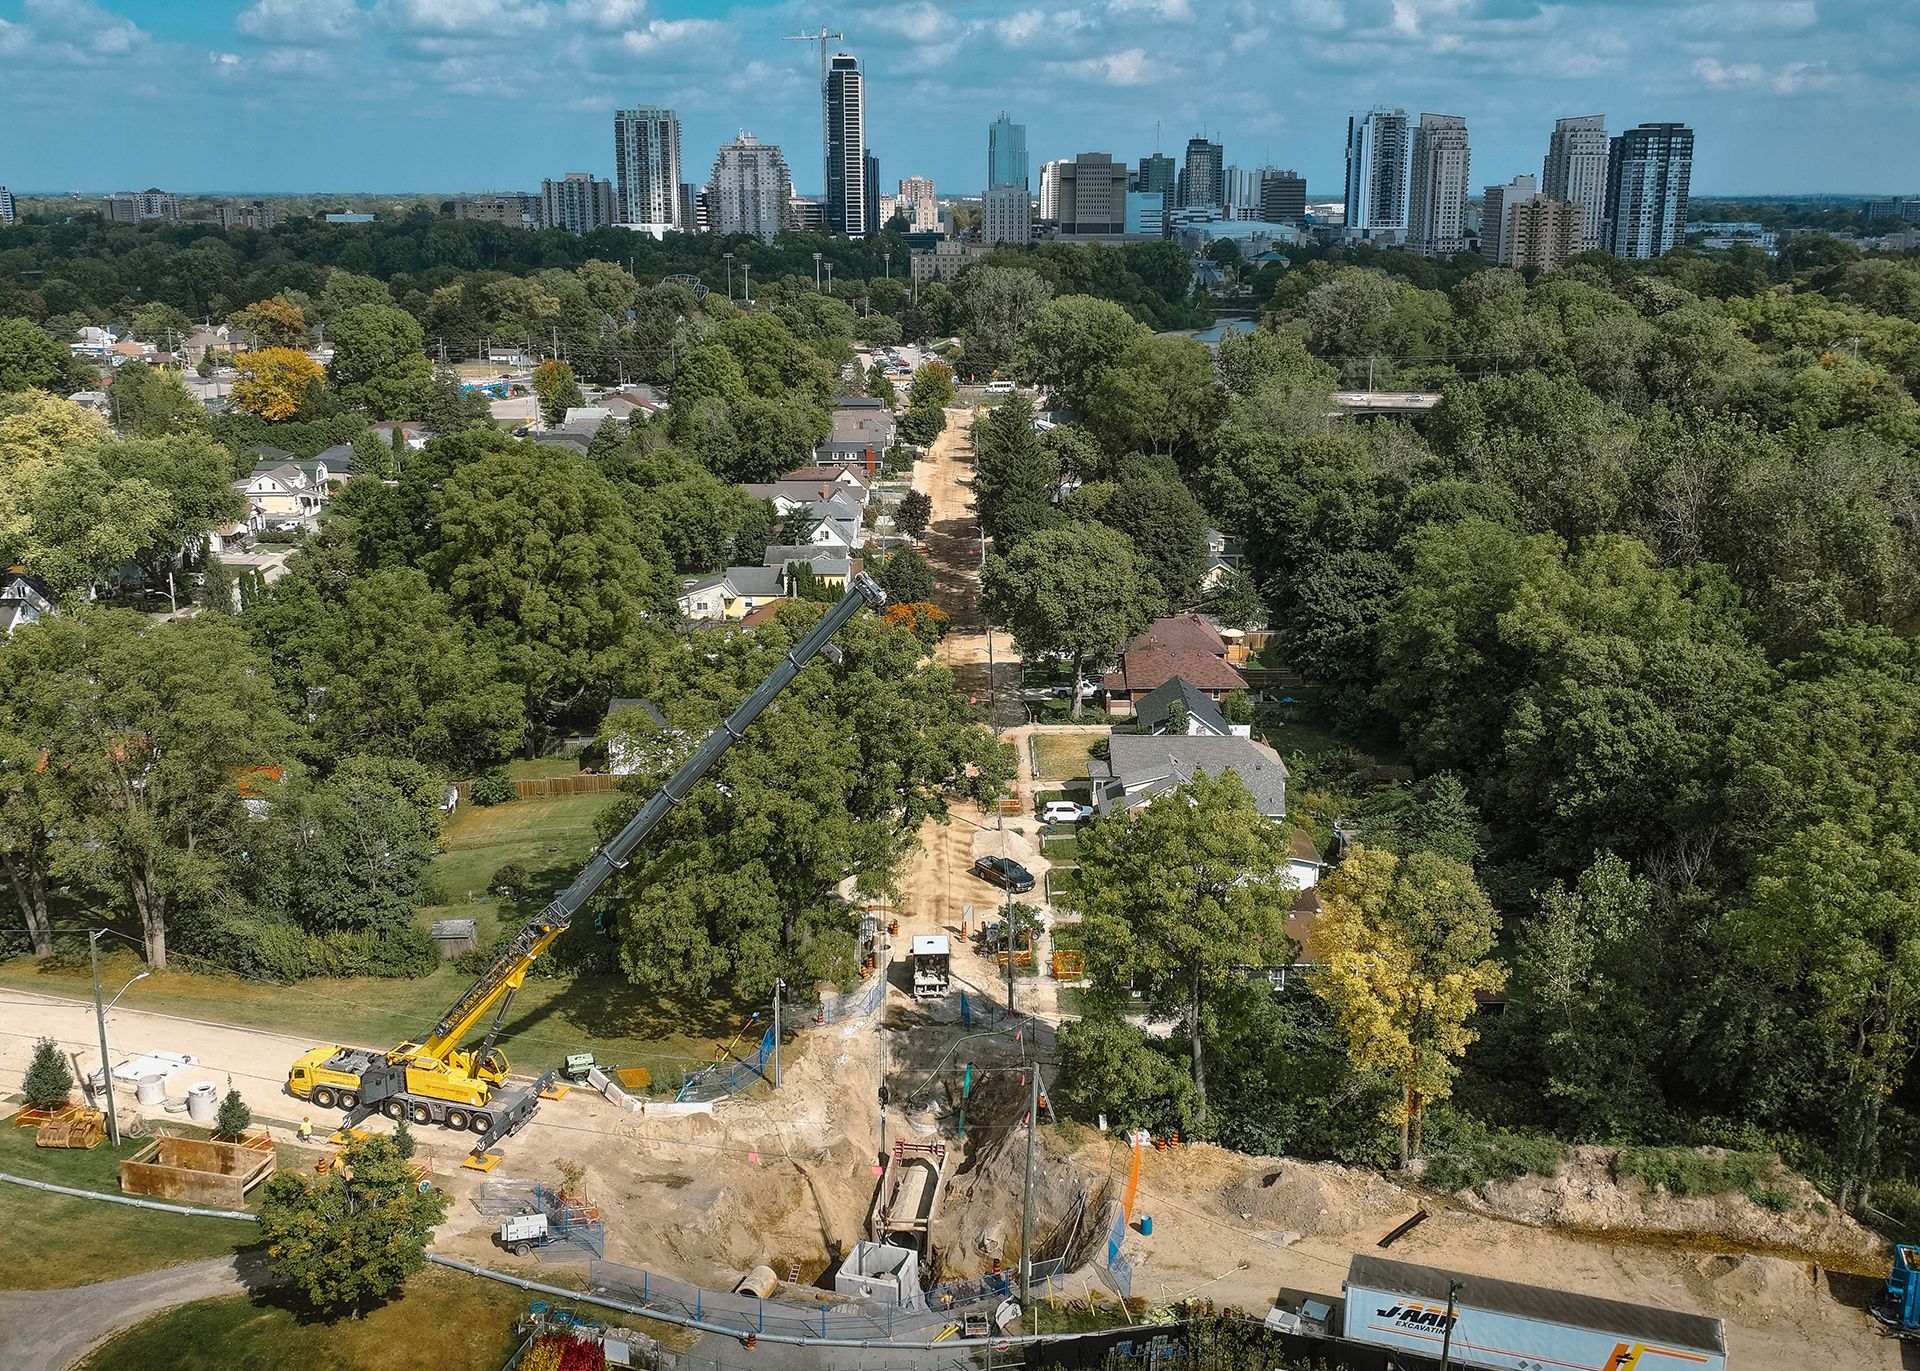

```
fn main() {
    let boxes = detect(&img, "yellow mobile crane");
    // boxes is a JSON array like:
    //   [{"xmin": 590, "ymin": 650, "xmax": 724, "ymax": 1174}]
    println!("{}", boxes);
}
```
[{"xmin": 287, "ymin": 574, "xmax": 887, "ymax": 1161}]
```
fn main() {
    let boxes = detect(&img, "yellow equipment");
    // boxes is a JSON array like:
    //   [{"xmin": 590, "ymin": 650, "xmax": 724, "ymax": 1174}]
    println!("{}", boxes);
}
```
[{"xmin": 286, "ymin": 575, "xmax": 887, "ymax": 1159}]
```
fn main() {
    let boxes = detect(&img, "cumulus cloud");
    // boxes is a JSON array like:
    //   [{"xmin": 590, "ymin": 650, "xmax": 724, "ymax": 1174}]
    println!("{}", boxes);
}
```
[
  {"xmin": 24, "ymin": 0, "xmax": 148, "ymax": 58},
  {"xmin": 238, "ymin": 0, "xmax": 360, "ymax": 45},
  {"xmin": 997, "ymin": 8, "xmax": 1089, "ymax": 46},
  {"xmin": 378, "ymin": 0, "xmax": 545, "ymax": 36},
  {"xmin": 869, "ymin": 2, "xmax": 947, "ymax": 45},
  {"xmin": 620, "ymin": 18, "xmax": 728, "ymax": 55},
  {"xmin": 1692, "ymin": 56, "xmax": 1842, "ymax": 93},
  {"xmin": 1049, "ymin": 46, "xmax": 1156, "ymax": 86},
  {"xmin": 1109, "ymin": 0, "xmax": 1193, "ymax": 19}
]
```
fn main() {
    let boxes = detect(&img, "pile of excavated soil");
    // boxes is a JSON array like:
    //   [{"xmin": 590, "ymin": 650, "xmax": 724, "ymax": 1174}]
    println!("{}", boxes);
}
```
[
  {"xmin": 1218, "ymin": 1156, "xmax": 1411, "ymax": 1240},
  {"xmin": 1694, "ymin": 1254, "xmax": 1821, "ymax": 1318},
  {"xmin": 1452, "ymin": 1147, "xmax": 1885, "ymax": 1270}
]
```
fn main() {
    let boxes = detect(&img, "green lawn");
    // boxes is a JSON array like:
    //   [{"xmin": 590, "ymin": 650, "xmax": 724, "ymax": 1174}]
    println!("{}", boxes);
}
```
[
  {"xmin": 76, "ymin": 1267, "xmax": 625, "ymax": 1371},
  {"xmin": 424, "ymin": 791, "xmax": 612, "ymax": 947},
  {"xmin": 0, "ymin": 1122, "xmax": 262, "ymax": 1289},
  {"xmin": 1040, "ymin": 834, "xmax": 1081, "ymax": 861},
  {"xmin": 503, "ymin": 756, "xmax": 585, "ymax": 781},
  {"xmin": 1030, "ymin": 732, "xmax": 1106, "ymax": 782}
]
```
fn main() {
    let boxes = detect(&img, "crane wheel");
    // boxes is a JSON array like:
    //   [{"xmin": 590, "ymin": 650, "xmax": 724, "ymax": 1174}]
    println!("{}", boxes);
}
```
[
  {"xmin": 410, "ymin": 1103, "xmax": 433, "ymax": 1125},
  {"xmin": 337, "ymin": 1091, "xmax": 359, "ymax": 1110},
  {"xmin": 470, "ymin": 1113, "xmax": 493, "ymax": 1135},
  {"xmin": 382, "ymin": 1100, "xmax": 406, "ymax": 1120},
  {"xmin": 446, "ymin": 1109, "xmax": 469, "ymax": 1131},
  {"xmin": 312, "ymin": 1087, "xmax": 337, "ymax": 1109}
]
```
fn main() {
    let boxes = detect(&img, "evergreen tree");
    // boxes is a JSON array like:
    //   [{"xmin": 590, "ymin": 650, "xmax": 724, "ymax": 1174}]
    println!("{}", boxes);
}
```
[
  {"xmin": 215, "ymin": 1085, "xmax": 252, "ymax": 1140},
  {"xmin": 23, "ymin": 1036, "xmax": 72, "ymax": 1110}
]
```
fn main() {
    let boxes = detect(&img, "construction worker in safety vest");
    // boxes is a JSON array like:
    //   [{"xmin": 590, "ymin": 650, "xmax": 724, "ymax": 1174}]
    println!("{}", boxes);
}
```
[{"xmin": 298, "ymin": 1117, "xmax": 313, "ymax": 1141}]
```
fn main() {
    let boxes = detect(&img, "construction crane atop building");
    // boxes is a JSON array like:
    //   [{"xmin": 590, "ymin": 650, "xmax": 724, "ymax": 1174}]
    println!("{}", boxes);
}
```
[{"xmin": 784, "ymin": 26, "xmax": 845, "ymax": 92}]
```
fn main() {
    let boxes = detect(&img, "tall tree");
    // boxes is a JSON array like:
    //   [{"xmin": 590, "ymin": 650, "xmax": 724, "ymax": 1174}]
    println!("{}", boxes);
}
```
[
  {"xmin": 105, "ymin": 362, "xmax": 207, "ymax": 438},
  {"xmin": 531, "ymin": 358, "xmax": 584, "ymax": 427},
  {"xmin": 982, "ymin": 525, "xmax": 1147, "ymax": 718},
  {"xmin": 4, "ymin": 609, "xmax": 294, "ymax": 967},
  {"xmin": 895, "ymin": 488, "xmax": 933, "ymax": 541},
  {"xmin": 0, "ymin": 317, "xmax": 94, "ymax": 394},
  {"xmin": 428, "ymin": 445, "xmax": 672, "ymax": 746},
  {"xmin": 955, "ymin": 266, "xmax": 1053, "ymax": 377},
  {"xmin": 1013, "ymin": 295, "xmax": 1149, "ymax": 411},
  {"xmin": 1082, "ymin": 334, "xmax": 1226, "ymax": 468},
  {"xmin": 231, "ymin": 348, "xmax": 324, "ymax": 422},
  {"xmin": 1312, "ymin": 844, "xmax": 1504, "ymax": 1166},
  {"xmin": 257, "ymin": 1134, "xmax": 450, "ymax": 1316},
  {"xmin": 1071, "ymin": 771, "xmax": 1293, "ymax": 1122},
  {"xmin": 326, "ymin": 304, "xmax": 432, "ymax": 417}
]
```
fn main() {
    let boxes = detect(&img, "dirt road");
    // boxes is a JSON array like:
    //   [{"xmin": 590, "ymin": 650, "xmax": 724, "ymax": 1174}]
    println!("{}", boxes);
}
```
[{"xmin": 914, "ymin": 405, "xmax": 1023, "ymax": 729}]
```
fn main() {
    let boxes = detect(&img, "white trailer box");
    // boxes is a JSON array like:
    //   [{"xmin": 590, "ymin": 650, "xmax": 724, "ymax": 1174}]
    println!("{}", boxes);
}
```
[
  {"xmin": 911, "ymin": 935, "xmax": 951, "ymax": 1000},
  {"xmin": 1342, "ymin": 1254, "xmax": 1726, "ymax": 1371}
]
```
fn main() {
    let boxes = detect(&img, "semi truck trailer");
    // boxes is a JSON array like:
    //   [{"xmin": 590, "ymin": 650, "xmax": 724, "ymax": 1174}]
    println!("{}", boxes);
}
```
[{"xmin": 1341, "ymin": 1254, "xmax": 1727, "ymax": 1371}]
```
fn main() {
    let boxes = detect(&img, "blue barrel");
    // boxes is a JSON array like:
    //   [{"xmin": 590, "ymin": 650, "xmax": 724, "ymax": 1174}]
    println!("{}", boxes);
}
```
[{"xmin": 1139, "ymin": 1215, "xmax": 1153, "ymax": 1236}]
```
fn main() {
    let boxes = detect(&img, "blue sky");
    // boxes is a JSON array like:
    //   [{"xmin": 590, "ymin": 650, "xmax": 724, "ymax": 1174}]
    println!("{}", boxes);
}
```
[{"xmin": 1, "ymin": 0, "xmax": 1914, "ymax": 197}]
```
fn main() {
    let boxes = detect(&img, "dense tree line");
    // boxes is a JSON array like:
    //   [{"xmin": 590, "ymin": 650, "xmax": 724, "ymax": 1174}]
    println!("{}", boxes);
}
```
[{"xmin": 1012, "ymin": 239, "xmax": 1920, "ymax": 1210}]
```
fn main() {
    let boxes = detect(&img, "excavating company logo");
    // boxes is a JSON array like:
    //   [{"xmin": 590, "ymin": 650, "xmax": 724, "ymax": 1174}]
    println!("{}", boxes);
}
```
[
  {"xmin": 1374, "ymin": 1301, "xmax": 1459, "ymax": 1332},
  {"xmin": 1602, "ymin": 1345, "xmax": 1712, "ymax": 1370}
]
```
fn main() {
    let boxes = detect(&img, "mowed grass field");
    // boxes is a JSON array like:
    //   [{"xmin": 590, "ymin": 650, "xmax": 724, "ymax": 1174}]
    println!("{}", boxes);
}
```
[
  {"xmin": 0, "ymin": 1124, "xmax": 258, "ymax": 1289},
  {"xmin": 1029, "ymin": 730, "xmax": 1107, "ymax": 781},
  {"xmin": 75, "ymin": 1268, "xmax": 637, "ymax": 1371},
  {"xmin": 0, "ymin": 791, "xmax": 767, "ymax": 1089}
]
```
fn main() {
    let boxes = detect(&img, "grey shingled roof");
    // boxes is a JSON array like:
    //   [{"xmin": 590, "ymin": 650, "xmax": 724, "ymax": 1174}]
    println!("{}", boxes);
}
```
[
  {"xmin": 1134, "ymin": 677, "xmax": 1230, "ymax": 736},
  {"xmin": 1103, "ymin": 734, "xmax": 1289, "ymax": 816}
]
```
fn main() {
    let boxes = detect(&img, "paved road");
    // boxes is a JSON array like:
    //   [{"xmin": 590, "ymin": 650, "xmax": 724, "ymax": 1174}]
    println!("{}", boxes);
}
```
[{"xmin": 0, "ymin": 1249, "xmax": 274, "ymax": 1371}]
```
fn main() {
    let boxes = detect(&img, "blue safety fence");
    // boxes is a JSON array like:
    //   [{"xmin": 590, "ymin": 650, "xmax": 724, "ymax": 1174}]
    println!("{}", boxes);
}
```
[
  {"xmin": 804, "ymin": 953, "xmax": 890, "ymax": 1028},
  {"xmin": 676, "ymin": 1024, "xmax": 777, "ymax": 1103},
  {"xmin": 921, "ymin": 1269, "xmax": 1013, "ymax": 1313}
]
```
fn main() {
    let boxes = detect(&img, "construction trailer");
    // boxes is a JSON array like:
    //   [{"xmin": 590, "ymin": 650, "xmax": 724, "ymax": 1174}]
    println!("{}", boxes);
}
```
[
  {"xmin": 911, "ymin": 935, "xmax": 951, "ymax": 999},
  {"xmin": 1342, "ymin": 1254, "xmax": 1727, "ymax": 1371},
  {"xmin": 286, "ymin": 575, "xmax": 887, "ymax": 1167}
]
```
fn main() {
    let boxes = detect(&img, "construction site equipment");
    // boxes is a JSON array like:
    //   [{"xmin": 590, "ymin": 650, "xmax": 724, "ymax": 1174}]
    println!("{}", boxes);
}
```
[
  {"xmin": 911, "ymin": 935, "xmax": 951, "ymax": 1000},
  {"xmin": 869, "ymin": 1139, "xmax": 948, "ymax": 1256},
  {"xmin": 1051, "ymin": 950, "xmax": 1085, "ymax": 980},
  {"xmin": 287, "ymin": 575, "xmax": 887, "ymax": 1163},
  {"xmin": 1872, "ymin": 1243, "xmax": 1920, "ymax": 1338},
  {"xmin": 1343, "ymin": 1253, "xmax": 1727, "ymax": 1371},
  {"xmin": 35, "ymin": 1107, "xmax": 105, "ymax": 1149},
  {"xmin": 120, "ymin": 1132, "xmax": 275, "ymax": 1207},
  {"xmin": 562, "ymin": 1052, "xmax": 597, "ymax": 1082}
]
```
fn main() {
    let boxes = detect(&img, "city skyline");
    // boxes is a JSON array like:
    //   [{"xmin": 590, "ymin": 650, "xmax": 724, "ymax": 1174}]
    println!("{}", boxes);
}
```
[{"xmin": 0, "ymin": 0, "xmax": 1914, "ymax": 198}]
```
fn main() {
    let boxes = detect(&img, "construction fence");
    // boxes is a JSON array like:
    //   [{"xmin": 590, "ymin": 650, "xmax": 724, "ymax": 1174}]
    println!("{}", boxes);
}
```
[
  {"xmin": 807, "ymin": 953, "xmax": 891, "ymax": 1027},
  {"xmin": 675, "ymin": 1024, "xmax": 776, "ymax": 1103},
  {"xmin": 588, "ymin": 1260, "xmax": 956, "ymax": 1341}
]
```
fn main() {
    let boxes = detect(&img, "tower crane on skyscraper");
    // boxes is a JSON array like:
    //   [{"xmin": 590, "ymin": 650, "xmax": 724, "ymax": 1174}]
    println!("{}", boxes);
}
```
[{"xmin": 784, "ymin": 27, "xmax": 844, "ymax": 92}]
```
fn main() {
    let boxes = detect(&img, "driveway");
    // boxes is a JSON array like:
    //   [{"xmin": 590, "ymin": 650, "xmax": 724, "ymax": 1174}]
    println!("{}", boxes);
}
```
[{"xmin": 0, "ymin": 1249, "xmax": 273, "ymax": 1371}]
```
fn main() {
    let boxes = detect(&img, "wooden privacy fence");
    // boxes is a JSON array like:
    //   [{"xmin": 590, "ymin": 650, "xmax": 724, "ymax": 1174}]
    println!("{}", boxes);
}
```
[{"xmin": 512, "ymin": 774, "xmax": 620, "ymax": 799}]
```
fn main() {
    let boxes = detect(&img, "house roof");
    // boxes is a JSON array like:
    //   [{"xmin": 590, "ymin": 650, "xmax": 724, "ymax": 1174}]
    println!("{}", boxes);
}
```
[
  {"xmin": 1134, "ymin": 677, "xmax": 1230, "ymax": 735},
  {"xmin": 837, "ymin": 395, "xmax": 888, "ymax": 410},
  {"xmin": 781, "ymin": 464, "xmax": 869, "ymax": 488},
  {"xmin": 738, "ymin": 602, "xmax": 786, "ymax": 627},
  {"xmin": 742, "ymin": 480, "xmax": 861, "ymax": 507},
  {"xmin": 312, "ymin": 444, "xmax": 354, "ymax": 469},
  {"xmin": 762, "ymin": 546, "xmax": 852, "ymax": 577},
  {"xmin": 603, "ymin": 697, "xmax": 668, "ymax": 729},
  {"xmin": 1102, "ymin": 734, "xmax": 1290, "ymax": 816},
  {"xmin": 1129, "ymin": 613, "xmax": 1228, "ymax": 658},
  {"xmin": 1289, "ymin": 829, "xmax": 1322, "ymax": 864},
  {"xmin": 250, "ymin": 444, "xmax": 297, "ymax": 464},
  {"xmin": 1287, "ymin": 885, "xmax": 1323, "ymax": 963},
  {"xmin": 431, "ymin": 919, "xmax": 477, "ymax": 938},
  {"xmin": 1104, "ymin": 645, "xmax": 1247, "ymax": 695}
]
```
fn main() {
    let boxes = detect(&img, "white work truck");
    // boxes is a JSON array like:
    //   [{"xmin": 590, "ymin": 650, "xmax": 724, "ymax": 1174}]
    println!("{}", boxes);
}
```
[{"xmin": 912, "ymin": 935, "xmax": 951, "ymax": 1000}]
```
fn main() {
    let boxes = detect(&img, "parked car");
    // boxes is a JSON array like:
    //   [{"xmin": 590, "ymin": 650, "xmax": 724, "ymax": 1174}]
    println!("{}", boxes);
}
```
[
  {"xmin": 973, "ymin": 854, "xmax": 1036, "ymax": 893},
  {"xmin": 1040, "ymin": 800, "xmax": 1093, "ymax": 824}
]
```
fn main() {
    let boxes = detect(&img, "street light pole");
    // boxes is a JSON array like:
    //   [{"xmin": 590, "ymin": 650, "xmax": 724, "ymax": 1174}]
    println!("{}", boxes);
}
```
[
  {"xmin": 814, "ymin": 251, "xmax": 823, "ymax": 292},
  {"xmin": 724, "ymin": 252, "xmax": 734, "ymax": 301},
  {"xmin": 89, "ymin": 931, "xmax": 148, "ymax": 1148},
  {"xmin": 1439, "ymin": 1281, "xmax": 1464, "ymax": 1371},
  {"xmin": 772, "ymin": 978, "xmax": 783, "ymax": 1088}
]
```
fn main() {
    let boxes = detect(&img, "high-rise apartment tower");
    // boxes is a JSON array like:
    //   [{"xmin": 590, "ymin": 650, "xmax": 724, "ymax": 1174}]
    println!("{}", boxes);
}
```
[
  {"xmin": 1542, "ymin": 115, "xmax": 1607, "ymax": 251},
  {"xmin": 825, "ymin": 54, "xmax": 869, "ymax": 237},
  {"xmin": 1344, "ymin": 107, "xmax": 1410, "ymax": 235},
  {"xmin": 1407, "ymin": 113, "xmax": 1471, "ymax": 257},
  {"xmin": 613, "ymin": 107, "xmax": 682, "ymax": 232},
  {"xmin": 1604, "ymin": 122, "xmax": 1693, "ymax": 259}
]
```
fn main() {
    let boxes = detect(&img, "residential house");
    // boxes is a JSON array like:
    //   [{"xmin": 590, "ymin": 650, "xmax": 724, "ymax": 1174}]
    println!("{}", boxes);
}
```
[
  {"xmin": 1133, "ymin": 677, "xmax": 1246, "ymax": 738},
  {"xmin": 601, "ymin": 697, "xmax": 670, "ymax": 776},
  {"xmin": 1089, "ymin": 733, "xmax": 1290, "ymax": 820},
  {"xmin": 562, "ymin": 406, "xmax": 613, "ymax": 430},
  {"xmin": 0, "ymin": 570, "xmax": 58, "ymax": 636},
  {"xmin": 596, "ymin": 386, "xmax": 668, "ymax": 422},
  {"xmin": 236, "ymin": 458, "xmax": 335, "ymax": 524},
  {"xmin": 198, "ymin": 510, "xmax": 267, "ymax": 555},
  {"xmin": 677, "ymin": 566, "xmax": 788, "ymax": 621},
  {"xmin": 743, "ymin": 479, "xmax": 870, "ymax": 512},
  {"xmin": 369, "ymin": 421, "xmax": 433, "ymax": 451},
  {"xmin": 818, "ymin": 398, "xmax": 895, "ymax": 471},
  {"xmin": 779, "ymin": 464, "xmax": 871, "ymax": 499},
  {"xmin": 741, "ymin": 483, "xmax": 867, "ymax": 551},
  {"xmin": 67, "ymin": 390, "xmax": 111, "ymax": 417},
  {"xmin": 762, "ymin": 546, "xmax": 858, "ymax": 588},
  {"xmin": 1102, "ymin": 614, "xmax": 1248, "ymax": 718},
  {"xmin": 1200, "ymin": 527, "xmax": 1246, "ymax": 594},
  {"xmin": 311, "ymin": 443, "xmax": 356, "ymax": 476}
]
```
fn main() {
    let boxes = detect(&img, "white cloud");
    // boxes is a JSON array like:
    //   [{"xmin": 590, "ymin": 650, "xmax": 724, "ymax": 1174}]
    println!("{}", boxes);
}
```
[
  {"xmin": 869, "ymin": 2, "xmax": 947, "ymax": 45},
  {"xmin": 1108, "ymin": 0, "xmax": 1193, "ymax": 19},
  {"xmin": 0, "ymin": 19, "xmax": 26, "ymax": 55},
  {"xmin": 1289, "ymin": 0, "xmax": 1347, "ymax": 33},
  {"xmin": 378, "ymin": 0, "xmax": 545, "ymax": 36},
  {"xmin": 1679, "ymin": 1, "xmax": 1818, "ymax": 34},
  {"xmin": 564, "ymin": 0, "xmax": 647, "ymax": 29},
  {"xmin": 998, "ymin": 8, "xmax": 1088, "ymax": 46},
  {"xmin": 24, "ymin": 0, "xmax": 148, "ymax": 58},
  {"xmin": 619, "ymin": 18, "xmax": 727, "ymax": 55},
  {"xmin": 1692, "ymin": 55, "xmax": 1841, "ymax": 93},
  {"xmin": 1050, "ymin": 46, "xmax": 1156, "ymax": 86},
  {"xmin": 238, "ymin": 0, "xmax": 360, "ymax": 45}
]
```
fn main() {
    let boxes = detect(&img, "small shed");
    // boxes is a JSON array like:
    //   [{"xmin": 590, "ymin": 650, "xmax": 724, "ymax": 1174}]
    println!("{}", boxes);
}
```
[{"xmin": 431, "ymin": 919, "xmax": 479, "ymax": 959}]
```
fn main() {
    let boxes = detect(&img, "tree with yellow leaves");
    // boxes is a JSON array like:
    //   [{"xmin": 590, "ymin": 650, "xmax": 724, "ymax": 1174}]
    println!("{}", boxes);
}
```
[
  {"xmin": 231, "ymin": 295, "xmax": 308, "ymax": 350},
  {"xmin": 1311, "ymin": 843, "xmax": 1503, "ymax": 1168},
  {"xmin": 231, "ymin": 347, "xmax": 323, "ymax": 421}
]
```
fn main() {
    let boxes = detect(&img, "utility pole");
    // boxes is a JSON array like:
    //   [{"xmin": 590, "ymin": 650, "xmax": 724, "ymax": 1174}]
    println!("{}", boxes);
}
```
[
  {"xmin": 771, "ymin": 978, "xmax": 783, "ymax": 1087},
  {"xmin": 1020, "ymin": 1069, "xmax": 1038, "ymax": 1320},
  {"xmin": 1439, "ymin": 1281, "xmax": 1464, "ymax": 1371},
  {"xmin": 1004, "ymin": 885, "xmax": 1016, "ymax": 1014},
  {"xmin": 814, "ymin": 251, "xmax": 823, "ymax": 292},
  {"xmin": 89, "ymin": 931, "xmax": 122, "ymax": 1147},
  {"xmin": 742, "ymin": 263, "xmax": 752, "ymax": 305},
  {"xmin": 724, "ymin": 251, "xmax": 734, "ymax": 301}
]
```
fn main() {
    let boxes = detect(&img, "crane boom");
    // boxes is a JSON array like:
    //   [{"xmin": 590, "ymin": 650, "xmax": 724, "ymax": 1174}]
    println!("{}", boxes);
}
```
[{"xmin": 419, "ymin": 572, "xmax": 888, "ymax": 1061}]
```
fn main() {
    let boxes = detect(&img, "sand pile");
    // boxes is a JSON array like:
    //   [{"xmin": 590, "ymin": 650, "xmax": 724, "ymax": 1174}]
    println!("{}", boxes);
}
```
[
  {"xmin": 1694, "ymin": 1254, "xmax": 1819, "ymax": 1316},
  {"xmin": 1217, "ymin": 1156, "xmax": 1410, "ymax": 1240}
]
